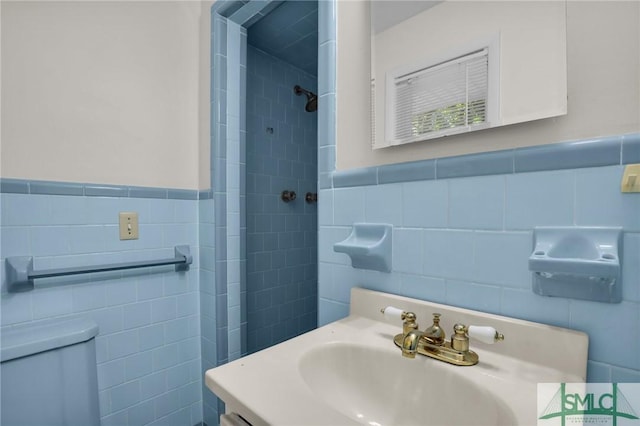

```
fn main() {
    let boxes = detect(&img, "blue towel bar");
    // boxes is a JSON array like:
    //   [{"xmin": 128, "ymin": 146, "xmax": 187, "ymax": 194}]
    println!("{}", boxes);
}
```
[{"xmin": 5, "ymin": 245, "xmax": 192, "ymax": 293}]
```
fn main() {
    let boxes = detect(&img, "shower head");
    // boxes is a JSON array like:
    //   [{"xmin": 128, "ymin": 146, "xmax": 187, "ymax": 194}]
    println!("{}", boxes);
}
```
[
  {"xmin": 305, "ymin": 95, "xmax": 317, "ymax": 113},
  {"xmin": 294, "ymin": 85, "xmax": 317, "ymax": 112}
]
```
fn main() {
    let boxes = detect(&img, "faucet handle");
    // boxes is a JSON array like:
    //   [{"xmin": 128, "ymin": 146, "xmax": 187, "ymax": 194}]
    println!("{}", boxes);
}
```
[
  {"xmin": 380, "ymin": 306, "xmax": 405, "ymax": 321},
  {"xmin": 467, "ymin": 325, "xmax": 505, "ymax": 344},
  {"xmin": 451, "ymin": 323, "xmax": 504, "ymax": 352},
  {"xmin": 381, "ymin": 306, "xmax": 418, "ymax": 334}
]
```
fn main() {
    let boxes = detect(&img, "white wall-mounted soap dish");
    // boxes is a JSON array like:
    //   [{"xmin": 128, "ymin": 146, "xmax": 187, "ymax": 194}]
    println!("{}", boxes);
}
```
[{"xmin": 529, "ymin": 227, "xmax": 622, "ymax": 303}]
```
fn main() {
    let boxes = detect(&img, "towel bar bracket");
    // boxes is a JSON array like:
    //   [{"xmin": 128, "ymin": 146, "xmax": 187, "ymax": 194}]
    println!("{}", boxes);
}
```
[{"xmin": 5, "ymin": 245, "xmax": 192, "ymax": 293}]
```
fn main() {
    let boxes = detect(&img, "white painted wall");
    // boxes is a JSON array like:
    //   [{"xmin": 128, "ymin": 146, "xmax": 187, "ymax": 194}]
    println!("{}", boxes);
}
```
[
  {"xmin": 337, "ymin": 1, "xmax": 640, "ymax": 170},
  {"xmin": 1, "ymin": 1, "xmax": 206, "ymax": 190},
  {"xmin": 199, "ymin": 1, "xmax": 214, "ymax": 190},
  {"xmin": 336, "ymin": 1, "xmax": 372, "ymax": 160}
]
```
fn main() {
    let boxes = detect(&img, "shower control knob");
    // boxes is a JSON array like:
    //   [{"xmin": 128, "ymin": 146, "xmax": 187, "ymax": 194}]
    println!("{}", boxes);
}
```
[
  {"xmin": 305, "ymin": 192, "xmax": 318, "ymax": 203},
  {"xmin": 281, "ymin": 190, "xmax": 297, "ymax": 203}
]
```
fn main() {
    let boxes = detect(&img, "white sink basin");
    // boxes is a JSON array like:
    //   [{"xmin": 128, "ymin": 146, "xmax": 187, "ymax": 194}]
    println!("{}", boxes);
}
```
[
  {"xmin": 205, "ymin": 288, "xmax": 588, "ymax": 426},
  {"xmin": 299, "ymin": 342, "xmax": 518, "ymax": 426}
]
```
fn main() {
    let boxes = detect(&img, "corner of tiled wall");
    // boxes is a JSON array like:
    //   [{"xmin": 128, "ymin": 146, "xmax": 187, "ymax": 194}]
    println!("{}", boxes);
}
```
[{"xmin": 316, "ymin": 0, "xmax": 345, "ymax": 327}]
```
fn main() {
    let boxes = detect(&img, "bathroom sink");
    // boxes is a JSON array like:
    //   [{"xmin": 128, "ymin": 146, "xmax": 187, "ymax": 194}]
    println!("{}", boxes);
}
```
[
  {"xmin": 299, "ymin": 342, "xmax": 518, "ymax": 426},
  {"xmin": 205, "ymin": 288, "xmax": 588, "ymax": 426}
]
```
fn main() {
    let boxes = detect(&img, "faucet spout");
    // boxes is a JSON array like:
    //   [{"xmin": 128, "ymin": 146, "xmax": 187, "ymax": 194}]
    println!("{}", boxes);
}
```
[{"xmin": 401, "ymin": 330, "xmax": 423, "ymax": 359}]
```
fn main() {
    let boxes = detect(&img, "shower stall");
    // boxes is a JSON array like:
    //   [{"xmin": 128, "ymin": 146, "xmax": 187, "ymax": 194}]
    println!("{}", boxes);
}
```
[
  {"xmin": 245, "ymin": 3, "xmax": 319, "ymax": 352},
  {"xmin": 205, "ymin": 1, "xmax": 321, "ymax": 423},
  {"xmin": 206, "ymin": 0, "xmax": 319, "ymax": 366}
]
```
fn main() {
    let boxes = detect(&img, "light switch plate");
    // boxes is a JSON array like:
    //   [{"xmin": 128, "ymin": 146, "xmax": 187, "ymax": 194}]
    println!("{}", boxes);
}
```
[
  {"xmin": 119, "ymin": 212, "xmax": 139, "ymax": 240},
  {"xmin": 621, "ymin": 164, "xmax": 640, "ymax": 193}
]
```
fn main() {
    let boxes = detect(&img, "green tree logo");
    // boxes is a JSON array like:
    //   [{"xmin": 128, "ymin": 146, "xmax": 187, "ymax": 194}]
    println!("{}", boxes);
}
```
[{"xmin": 539, "ymin": 383, "xmax": 639, "ymax": 426}]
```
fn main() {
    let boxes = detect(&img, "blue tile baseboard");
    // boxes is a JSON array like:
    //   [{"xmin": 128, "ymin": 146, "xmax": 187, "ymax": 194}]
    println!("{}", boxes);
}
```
[
  {"xmin": 332, "ymin": 168, "xmax": 378, "ymax": 188},
  {"xmin": 622, "ymin": 133, "xmax": 640, "ymax": 164},
  {"xmin": 513, "ymin": 136, "xmax": 621, "ymax": 173},
  {"xmin": 0, "ymin": 179, "xmax": 205, "ymax": 200},
  {"xmin": 438, "ymin": 150, "xmax": 513, "ymax": 179},
  {"xmin": 330, "ymin": 132, "xmax": 640, "ymax": 188}
]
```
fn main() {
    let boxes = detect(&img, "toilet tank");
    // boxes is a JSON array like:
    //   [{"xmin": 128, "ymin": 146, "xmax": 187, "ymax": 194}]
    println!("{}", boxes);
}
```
[{"xmin": 1, "ymin": 317, "xmax": 100, "ymax": 426}]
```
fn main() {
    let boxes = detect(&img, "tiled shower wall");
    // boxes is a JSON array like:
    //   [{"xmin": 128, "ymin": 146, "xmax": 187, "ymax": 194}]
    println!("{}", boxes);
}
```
[
  {"xmin": 0, "ymin": 187, "xmax": 202, "ymax": 426},
  {"xmin": 318, "ymin": 134, "xmax": 640, "ymax": 383},
  {"xmin": 245, "ymin": 46, "xmax": 318, "ymax": 353},
  {"xmin": 206, "ymin": 1, "xmax": 325, "ymax": 422}
]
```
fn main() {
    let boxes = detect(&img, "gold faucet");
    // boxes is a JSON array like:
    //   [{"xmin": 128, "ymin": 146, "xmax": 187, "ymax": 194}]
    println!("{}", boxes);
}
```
[{"xmin": 382, "ymin": 308, "xmax": 504, "ymax": 366}]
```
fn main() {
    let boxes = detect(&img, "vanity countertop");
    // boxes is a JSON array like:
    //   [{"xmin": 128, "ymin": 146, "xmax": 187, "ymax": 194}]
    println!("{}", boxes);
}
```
[{"xmin": 205, "ymin": 288, "xmax": 588, "ymax": 426}]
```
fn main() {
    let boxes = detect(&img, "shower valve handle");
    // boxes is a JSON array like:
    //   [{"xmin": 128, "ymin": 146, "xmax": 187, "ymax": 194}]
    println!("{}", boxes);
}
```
[
  {"xmin": 305, "ymin": 192, "xmax": 318, "ymax": 203},
  {"xmin": 281, "ymin": 190, "xmax": 297, "ymax": 203}
]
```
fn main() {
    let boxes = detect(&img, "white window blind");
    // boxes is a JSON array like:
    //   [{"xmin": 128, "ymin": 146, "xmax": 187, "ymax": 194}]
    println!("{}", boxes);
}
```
[{"xmin": 390, "ymin": 48, "xmax": 489, "ymax": 144}]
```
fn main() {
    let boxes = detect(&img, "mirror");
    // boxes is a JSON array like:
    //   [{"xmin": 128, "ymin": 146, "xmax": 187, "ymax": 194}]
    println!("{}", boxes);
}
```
[{"xmin": 371, "ymin": 1, "xmax": 567, "ymax": 149}]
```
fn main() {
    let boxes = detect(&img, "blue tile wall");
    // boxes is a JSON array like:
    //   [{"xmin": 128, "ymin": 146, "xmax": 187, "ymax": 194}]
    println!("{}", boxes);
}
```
[
  {"xmin": 224, "ymin": 19, "xmax": 245, "ymax": 364},
  {"xmin": 206, "ymin": 8, "xmax": 228, "ymax": 425},
  {"xmin": 247, "ymin": 1, "xmax": 318, "ymax": 75},
  {"xmin": 622, "ymin": 133, "xmax": 640, "ymax": 164},
  {"xmin": 318, "ymin": 134, "xmax": 640, "ymax": 383},
  {"xmin": 1, "ymin": 192, "xmax": 202, "ymax": 426},
  {"xmin": 245, "ymin": 45, "xmax": 317, "ymax": 353},
  {"xmin": 315, "ymin": 0, "xmax": 338, "ymax": 325}
]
